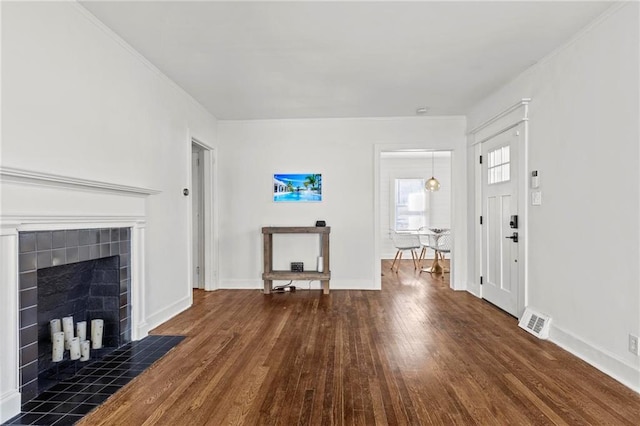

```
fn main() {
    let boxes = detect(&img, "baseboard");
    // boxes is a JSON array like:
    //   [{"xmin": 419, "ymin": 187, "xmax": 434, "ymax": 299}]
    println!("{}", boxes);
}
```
[
  {"xmin": 143, "ymin": 295, "xmax": 191, "ymax": 334},
  {"xmin": 218, "ymin": 279, "xmax": 263, "ymax": 290},
  {"xmin": 466, "ymin": 281, "xmax": 481, "ymax": 297},
  {"xmin": 0, "ymin": 389, "xmax": 21, "ymax": 423},
  {"xmin": 133, "ymin": 321, "xmax": 149, "ymax": 341},
  {"xmin": 219, "ymin": 278, "xmax": 378, "ymax": 291},
  {"xmin": 550, "ymin": 324, "xmax": 640, "ymax": 393},
  {"xmin": 329, "ymin": 279, "xmax": 377, "ymax": 290}
]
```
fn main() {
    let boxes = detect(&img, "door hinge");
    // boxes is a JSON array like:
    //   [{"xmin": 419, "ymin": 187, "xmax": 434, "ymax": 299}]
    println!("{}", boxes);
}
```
[
  {"xmin": 196, "ymin": 266, "xmax": 200, "ymax": 275},
  {"xmin": 479, "ymin": 155, "xmax": 483, "ymax": 164},
  {"xmin": 479, "ymin": 216, "xmax": 483, "ymax": 225},
  {"xmin": 480, "ymin": 276, "xmax": 483, "ymax": 285}
]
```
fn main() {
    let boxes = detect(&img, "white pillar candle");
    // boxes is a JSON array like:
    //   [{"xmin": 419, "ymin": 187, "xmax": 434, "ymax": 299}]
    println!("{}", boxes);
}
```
[
  {"xmin": 50, "ymin": 319, "xmax": 61, "ymax": 341},
  {"xmin": 80, "ymin": 340, "xmax": 91, "ymax": 362},
  {"xmin": 52, "ymin": 331, "xmax": 64, "ymax": 362},
  {"xmin": 317, "ymin": 256, "xmax": 324, "ymax": 273},
  {"xmin": 69, "ymin": 337, "xmax": 81, "ymax": 360},
  {"xmin": 62, "ymin": 316, "xmax": 74, "ymax": 350},
  {"xmin": 91, "ymin": 319, "xmax": 104, "ymax": 349},
  {"xmin": 76, "ymin": 321, "xmax": 87, "ymax": 342}
]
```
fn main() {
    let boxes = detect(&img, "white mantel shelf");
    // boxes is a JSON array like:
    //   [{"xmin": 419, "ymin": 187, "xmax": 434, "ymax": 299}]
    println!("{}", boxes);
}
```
[
  {"xmin": 0, "ymin": 166, "xmax": 161, "ymax": 196},
  {"xmin": 0, "ymin": 169, "xmax": 154, "ymax": 422}
]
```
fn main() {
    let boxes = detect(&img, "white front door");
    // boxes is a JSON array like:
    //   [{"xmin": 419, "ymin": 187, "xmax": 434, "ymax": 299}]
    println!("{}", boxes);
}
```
[{"xmin": 481, "ymin": 126, "xmax": 520, "ymax": 316}]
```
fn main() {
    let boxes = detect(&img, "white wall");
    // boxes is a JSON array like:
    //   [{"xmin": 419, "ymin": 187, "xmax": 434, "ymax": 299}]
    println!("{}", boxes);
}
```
[
  {"xmin": 379, "ymin": 152, "xmax": 452, "ymax": 258},
  {"xmin": 466, "ymin": 3, "xmax": 639, "ymax": 391},
  {"xmin": 1, "ymin": 3, "xmax": 216, "ymax": 418},
  {"xmin": 217, "ymin": 117, "xmax": 466, "ymax": 290}
]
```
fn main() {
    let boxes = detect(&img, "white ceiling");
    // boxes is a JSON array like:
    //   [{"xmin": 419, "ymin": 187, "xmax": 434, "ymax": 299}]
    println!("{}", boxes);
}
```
[{"xmin": 80, "ymin": 1, "xmax": 613, "ymax": 120}]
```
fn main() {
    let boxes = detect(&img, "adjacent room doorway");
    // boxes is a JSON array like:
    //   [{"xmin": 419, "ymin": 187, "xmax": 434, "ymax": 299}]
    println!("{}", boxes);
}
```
[
  {"xmin": 378, "ymin": 149, "xmax": 453, "ymax": 273},
  {"xmin": 191, "ymin": 143, "xmax": 205, "ymax": 289}
]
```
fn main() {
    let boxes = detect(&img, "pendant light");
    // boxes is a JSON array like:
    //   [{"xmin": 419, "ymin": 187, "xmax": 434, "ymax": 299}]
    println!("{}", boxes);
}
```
[{"xmin": 425, "ymin": 152, "xmax": 440, "ymax": 192}]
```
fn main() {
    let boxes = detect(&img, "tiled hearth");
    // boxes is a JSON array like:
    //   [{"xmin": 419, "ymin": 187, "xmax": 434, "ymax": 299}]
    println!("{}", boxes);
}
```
[
  {"xmin": 18, "ymin": 228, "xmax": 131, "ymax": 401},
  {"xmin": 3, "ymin": 335, "xmax": 184, "ymax": 426}
]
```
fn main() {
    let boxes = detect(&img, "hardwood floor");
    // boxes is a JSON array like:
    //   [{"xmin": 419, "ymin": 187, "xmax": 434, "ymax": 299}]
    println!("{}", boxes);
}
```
[{"xmin": 78, "ymin": 260, "xmax": 639, "ymax": 425}]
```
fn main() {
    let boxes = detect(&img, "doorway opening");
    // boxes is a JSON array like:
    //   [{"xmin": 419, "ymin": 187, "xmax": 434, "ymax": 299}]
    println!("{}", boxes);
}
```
[
  {"xmin": 190, "ymin": 139, "xmax": 216, "ymax": 292},
  {"xmin": 379, "ymin": 150, "xmax": 452, "ymax": 279},
  {"xmin": 191, "ymin": 144, "xmax": 205, "ymax": 289}
]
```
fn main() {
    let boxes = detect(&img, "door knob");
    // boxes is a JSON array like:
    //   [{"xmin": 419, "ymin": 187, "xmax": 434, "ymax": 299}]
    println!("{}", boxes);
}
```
[{"xmin": 505, "ymin": 232, "xmax": 519, "ymax": 243}]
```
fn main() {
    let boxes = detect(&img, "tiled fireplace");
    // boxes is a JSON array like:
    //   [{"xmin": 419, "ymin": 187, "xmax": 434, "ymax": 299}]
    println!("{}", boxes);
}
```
[
  {"xmin": 18, "ymin": 228, "xmax": 132, "ymax": 402},
  {"xmin": 0, "ymin": 166, "xmax": 155, "ymax": 423}
]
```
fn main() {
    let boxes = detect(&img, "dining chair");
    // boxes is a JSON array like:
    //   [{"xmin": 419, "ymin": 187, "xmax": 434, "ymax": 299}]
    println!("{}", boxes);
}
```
[
  {"xmin": 416, "ymin": 226, "xmax": 432, "ymax": 268},
  {"xmin": 433, "ymin": 233, "xmax": 452, "ymax": 273},
  {"xmin": 389, "ymin": 230, "xmax": 421, "ymax": 272},
  {"xmin": 419, "ymin": 231, "xmax": 452, "ymax": 275}
]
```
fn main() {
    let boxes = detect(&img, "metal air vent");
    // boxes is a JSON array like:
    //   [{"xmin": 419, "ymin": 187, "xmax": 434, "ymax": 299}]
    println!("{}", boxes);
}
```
[{"xmin": 518, "ymin": 308, "xmax": 551, "ymax": 339}]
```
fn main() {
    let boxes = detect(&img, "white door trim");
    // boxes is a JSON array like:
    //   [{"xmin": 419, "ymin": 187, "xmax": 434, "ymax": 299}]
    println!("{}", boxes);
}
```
[
  {"xmin": 187, "ymin": 133, "xmax": 218, "ymax": 293},
  {"xmin": 469, "ymin": 99, "xmax": 530, "ymax": 317},
  {"xmin": 374, "ymin": 142, "xmax": 467, "ymax": 291},
  {"xmin": 191, "ymin": 146, "xmax": 204, "ymax": 289}
]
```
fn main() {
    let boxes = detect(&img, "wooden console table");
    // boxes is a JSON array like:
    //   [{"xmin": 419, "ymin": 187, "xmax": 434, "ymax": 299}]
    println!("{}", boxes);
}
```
[{"xmin": 262, "ymin": 226, "xmax": 331, "ymax": 294}]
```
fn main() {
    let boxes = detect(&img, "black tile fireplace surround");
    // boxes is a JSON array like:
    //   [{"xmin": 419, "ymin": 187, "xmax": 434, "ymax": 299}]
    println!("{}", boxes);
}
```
[{"xmin": 18, "ymin": 228, "xmax": 131, "ymax": 402}]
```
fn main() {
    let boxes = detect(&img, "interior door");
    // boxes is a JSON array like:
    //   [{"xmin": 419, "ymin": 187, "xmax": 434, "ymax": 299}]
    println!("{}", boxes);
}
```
[
  {"xmin": 481, "ymin": 127, "xmax": 520, "ymax": 316},
  {"xmin": 191, "ymin": 146, "xmax": 204, "ymax": 289}
]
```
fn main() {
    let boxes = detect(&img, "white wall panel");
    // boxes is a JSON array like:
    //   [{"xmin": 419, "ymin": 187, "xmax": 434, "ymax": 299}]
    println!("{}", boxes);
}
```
[
  {"xmin": 1, "ymin": 3, "xmax": 217, "ymax": 418},
  {"xmin": 467, "ymin": 3, "xmax": 639, "ymax": 391},
  {"xmin": 217, "ymin": 117, "xmax": 466, "ymax": 290}
]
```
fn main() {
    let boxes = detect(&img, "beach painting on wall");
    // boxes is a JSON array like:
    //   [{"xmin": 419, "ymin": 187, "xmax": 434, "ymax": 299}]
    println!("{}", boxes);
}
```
[{"xmin": 273, "ymin": 173, "xmax": 322, "ymax": 202}]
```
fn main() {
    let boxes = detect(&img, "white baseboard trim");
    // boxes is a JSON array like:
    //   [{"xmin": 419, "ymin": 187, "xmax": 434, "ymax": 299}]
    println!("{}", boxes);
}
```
[
  {"xmin": 329, "ymin": 279, "xmax": 377, "ymax": 290},
  {"xmin": 218, "ymin": 279, "xmax": 262, "ymax": 290},
  {"xmin": 550, "ymin": 324, "xmax": 640, "ymax": 393},
  {"xmin": 0, "ymin": 390, "xmax": 21, "ymax": 423},
  {"xmin": 466, "ymin": 281, "xmax": 481, "ymax": 297},
  {"xmin": 143, "ymin": 295, "xmax": 191, "ymax": 334},
  {"xmin": 133, "ymin": 321, "xmax": 149, "ymax": 341},
  {"xmin": 219, "ymin": 278, "xmax": 378, "ymax": 291}
]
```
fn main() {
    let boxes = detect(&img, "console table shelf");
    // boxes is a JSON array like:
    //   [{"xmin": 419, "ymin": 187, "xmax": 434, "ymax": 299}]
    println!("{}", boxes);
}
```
[{"xmin": 262, "ymin": 226, "xmax": 331, "ymax": 294}]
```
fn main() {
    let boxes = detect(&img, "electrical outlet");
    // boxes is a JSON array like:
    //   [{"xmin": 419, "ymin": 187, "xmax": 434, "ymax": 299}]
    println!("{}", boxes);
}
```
[{"xmin": 629, "ymin": 334, "xmax": 639, "ymax": 356}]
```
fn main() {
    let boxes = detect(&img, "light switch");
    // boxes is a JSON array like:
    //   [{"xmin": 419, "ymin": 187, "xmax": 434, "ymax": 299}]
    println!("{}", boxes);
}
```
[{"xmin": 531, "ymin": 191, "xmax": 542, "ymax": 206}]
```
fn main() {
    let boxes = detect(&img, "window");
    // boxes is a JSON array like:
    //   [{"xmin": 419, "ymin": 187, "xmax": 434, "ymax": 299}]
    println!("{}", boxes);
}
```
[
  {"xmin": 394, "ymin": 178, "xmax": 426, "ymax": 231},
  {"xmin": 488, "ymin": 146, "xmax": 510, "ymax": 184}
]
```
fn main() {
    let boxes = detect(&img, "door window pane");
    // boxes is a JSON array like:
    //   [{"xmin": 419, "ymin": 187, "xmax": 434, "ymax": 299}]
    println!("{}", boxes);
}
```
[{"xmin": 487, "ymin": 146, "xmax": 510, "ymax": 184}]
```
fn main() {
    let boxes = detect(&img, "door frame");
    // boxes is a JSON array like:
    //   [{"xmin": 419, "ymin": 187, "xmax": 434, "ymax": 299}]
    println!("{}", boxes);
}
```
[
  {"xmin": 191, "ymin": 145, "xmax": 205, "ymax": 289},
  {"xmin": 469, "ymin": 99, "xmax": 530, "ymax": 317},
  {"xmin": 374, "ymin": 141, "xmax": 468, "ymax": 291},
  {"xmin": 187, "ymin": 134, "xmax": 218, "ymax": 294}
]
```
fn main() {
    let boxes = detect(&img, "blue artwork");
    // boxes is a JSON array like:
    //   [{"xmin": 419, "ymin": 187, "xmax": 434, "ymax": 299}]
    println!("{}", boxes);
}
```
[{"xmin": 273, "ymin": 173, "xmax": 322, "ymax": 202}]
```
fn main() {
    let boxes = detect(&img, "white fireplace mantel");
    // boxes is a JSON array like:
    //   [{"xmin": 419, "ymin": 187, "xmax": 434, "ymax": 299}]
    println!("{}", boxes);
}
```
[
  {"xmin": 0, "ymin": 168, "xmax": 157, "ymax": 422},
  {"xmin": 0, "ymin": 166, "xmax": 160, "ymax": 196}
]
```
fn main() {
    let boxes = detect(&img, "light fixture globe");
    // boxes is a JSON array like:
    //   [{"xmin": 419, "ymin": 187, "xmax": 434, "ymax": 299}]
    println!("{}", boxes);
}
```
[
  {"xmin": 425, "ymin": 151, "xmax": 441, "ymax": 192},
  {"xmin": 425, "ymin": 176, "xmax": 441, "ymax": 192}
]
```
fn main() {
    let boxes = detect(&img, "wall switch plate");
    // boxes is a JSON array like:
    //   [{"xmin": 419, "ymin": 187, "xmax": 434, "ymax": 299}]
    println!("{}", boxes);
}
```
[
  {"xmin": 530, "ymin": 170, "xmax": 540, "ymax": 188},
  {"xmin": 531, "ymin": 191, "xmax": 542, "ymax": 206},
  {"xmin": 629, "ymin": 334, "xmax": 639, "ymax": 355}
]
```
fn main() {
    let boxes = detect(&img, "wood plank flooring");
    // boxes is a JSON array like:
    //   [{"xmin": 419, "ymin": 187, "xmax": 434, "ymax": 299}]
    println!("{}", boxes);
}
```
[{"xmin": 78, "ymin": 260, "xmax": 639, "ymax": 425}]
